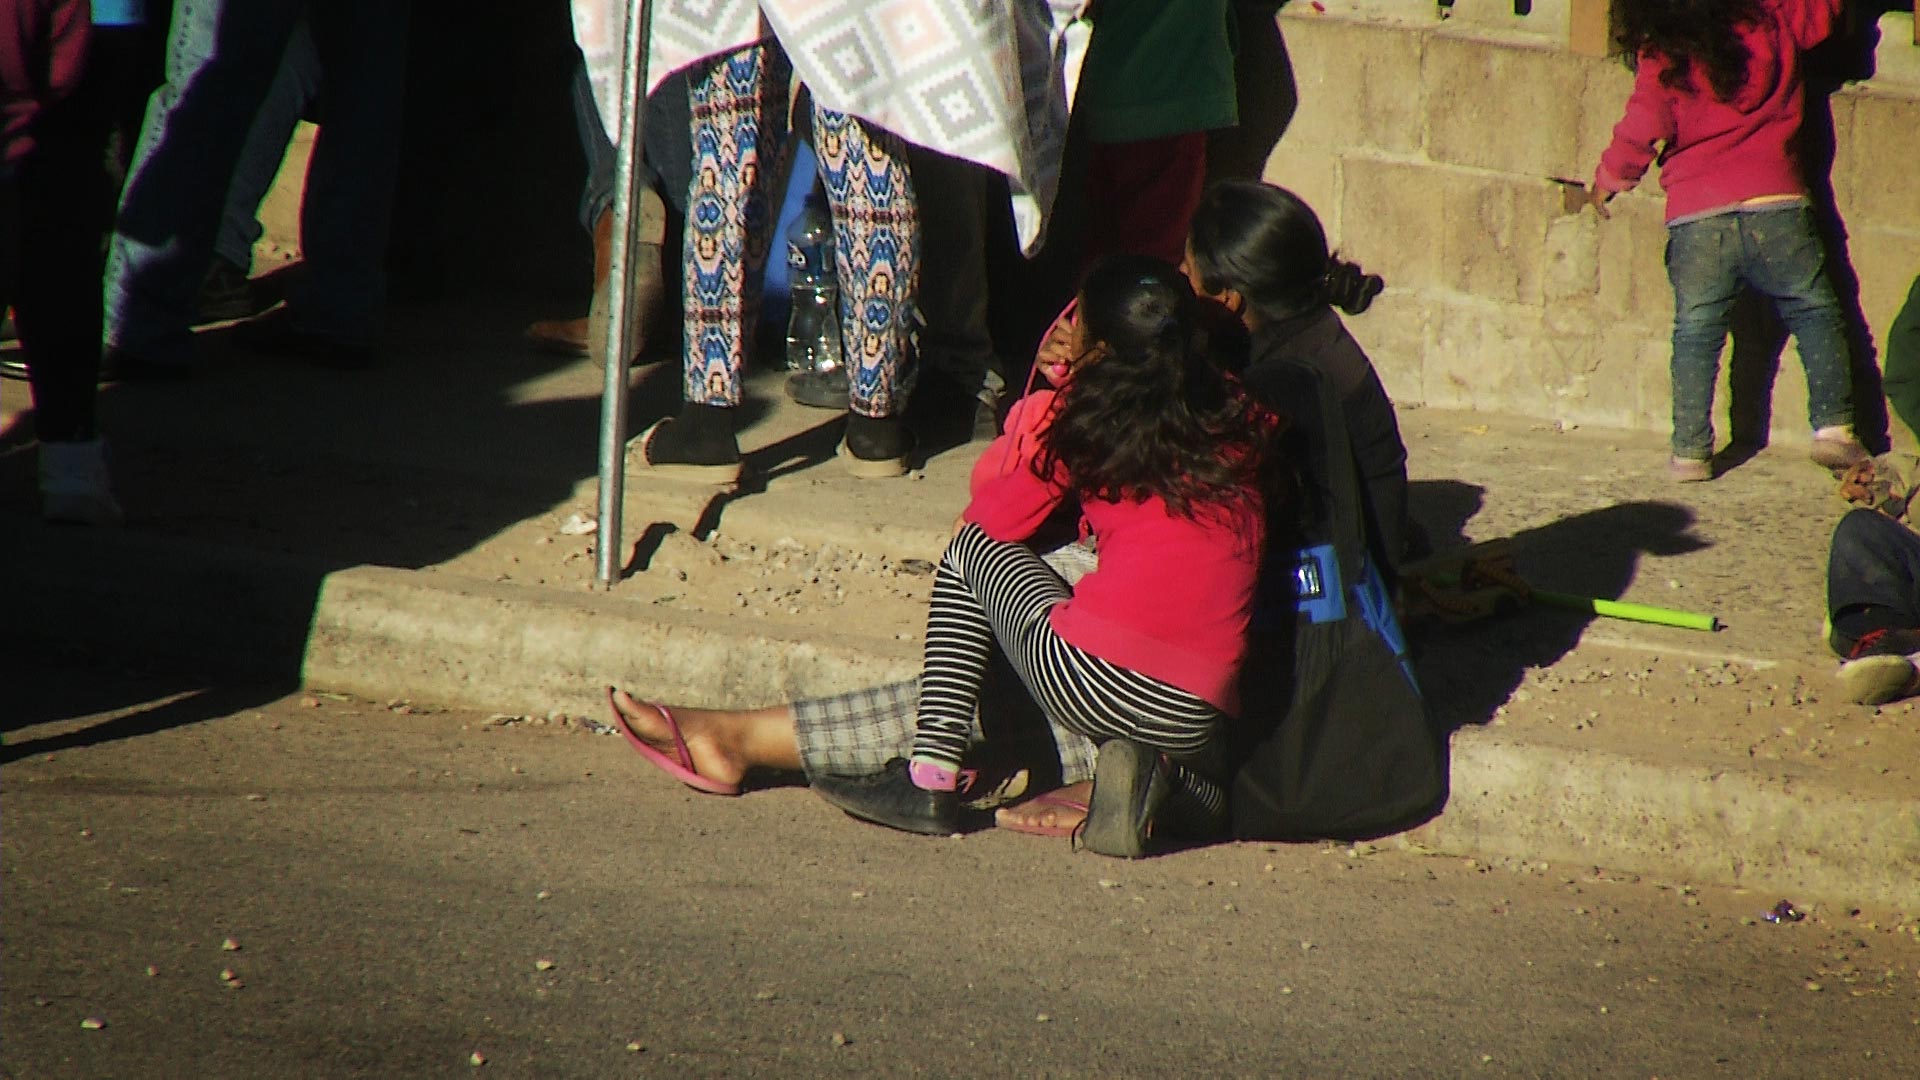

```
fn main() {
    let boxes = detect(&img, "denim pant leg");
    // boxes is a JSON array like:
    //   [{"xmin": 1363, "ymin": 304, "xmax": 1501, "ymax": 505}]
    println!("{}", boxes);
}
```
[
  {"xmin": 1665, "ymin": 215, "xmax": 1745, "ymax": 459},
  {"xmin": 290, "ymin": 0, "xmax": 412, "ymax": 345},
  {"xmin": 1738, "ymin": 206, "xmax": 1853, "ymax": 431},
  {"xmin": 105, "ymin": 0, "xmax": 306, "ymax": 365},
  {"xmin": 1826, "ymin": 509, "xmax": 1920, "ymax": 653},
  {"xmin": 214, "ymin": 18, "xmax": 322, "ymax": 273}
]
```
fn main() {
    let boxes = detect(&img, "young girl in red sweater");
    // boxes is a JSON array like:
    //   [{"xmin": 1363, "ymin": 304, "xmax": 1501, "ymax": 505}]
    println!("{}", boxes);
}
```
[
  {"xmin": 808, "ymin": 255, "xmax": 1279, "ymax": 856},
  {"xmin": 1588, "ymin": 0, "xmax": 1865, "ymax": 481}
]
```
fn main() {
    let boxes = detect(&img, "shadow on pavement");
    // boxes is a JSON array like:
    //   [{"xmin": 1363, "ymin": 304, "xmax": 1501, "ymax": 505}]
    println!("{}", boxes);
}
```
[{"xmin": 1408, "ymin": 480, "xmax": 1710, "ymax": 735}]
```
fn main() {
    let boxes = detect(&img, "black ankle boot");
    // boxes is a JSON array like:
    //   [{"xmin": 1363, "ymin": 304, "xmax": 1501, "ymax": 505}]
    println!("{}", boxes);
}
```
[
  {"xmin": 1081, "ymin": 740, "xmax": 1172, "ymax": 859},
  {"xmin": 812, "ymin": 758, "xmax": 959, "ymax": 835},
  {"xmin": 839, "ymin": 412, "xmax": 912, "ymax": 479},
  {"xmin": 638, "ymin": 403, "xmax": 742, "ymax": 484}
]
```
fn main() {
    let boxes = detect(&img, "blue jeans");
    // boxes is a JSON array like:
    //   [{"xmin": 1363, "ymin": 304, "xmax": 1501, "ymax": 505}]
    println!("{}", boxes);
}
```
[
  {"xmin": 104, "ymin": 0, "xmax": 410, "ymax": 365},
  {"xmin": 214, "ymin": 19, "xmax": 322, "ymax": 272},
  {"xmin": 1666, "ymin": 204, "xmax": 1852, "ymax": 460}
]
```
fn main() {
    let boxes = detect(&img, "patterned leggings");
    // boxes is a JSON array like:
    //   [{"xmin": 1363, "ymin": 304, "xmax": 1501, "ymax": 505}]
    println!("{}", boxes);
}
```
[
  {"xmin": 913, "ymin": 524, "xmax": 1229, "ymax": 821},
  {"xmin": 683, "ymin": 42, "xmax": 918, "ymax": 418}
]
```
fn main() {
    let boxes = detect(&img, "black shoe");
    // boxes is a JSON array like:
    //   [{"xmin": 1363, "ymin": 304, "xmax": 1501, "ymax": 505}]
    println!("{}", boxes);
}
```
[
  {"xmin": 786, "ymin": 367, "xmax": 850, "ymax": 410},
  {"xmin": 635, "ymin": 413, "xmax": 743, "ymax": 485},
  {"xmin": 239, "ymin": 312, "xmax": 376, "ymax": 371},
  {"xmin": 195, "ymin": 258, "xmax": 260, "ymax": 324},
  {"xmin": 904, "ymin": 370, "xmax": 1000, "ymax": 452},
  {"xmin": 838, "ymin": 412, "xmax": 912, "ymax": 479},
  {"xmin": 1080, "ymin": 740, "xmax": 1171, "ymax": 859},
  {"xmin": 812, "ymin": 758, "xmax": 959, "ymax": 836}
]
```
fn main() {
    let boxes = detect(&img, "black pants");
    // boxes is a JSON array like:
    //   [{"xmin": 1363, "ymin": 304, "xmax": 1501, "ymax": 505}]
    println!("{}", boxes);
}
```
[
  {"xmin": 1, "ymin": 26, "xmax": 158, "ymax": 442},
  {"xmin": 1826, "ymin": 508, "xmax": 1920, "ymax": 655}
]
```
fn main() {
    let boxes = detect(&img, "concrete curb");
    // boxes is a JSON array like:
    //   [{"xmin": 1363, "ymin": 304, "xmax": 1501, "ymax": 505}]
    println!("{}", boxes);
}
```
[{"xmin": 8, "ymin": 516, "xmax": 1916, "ymax": 909}]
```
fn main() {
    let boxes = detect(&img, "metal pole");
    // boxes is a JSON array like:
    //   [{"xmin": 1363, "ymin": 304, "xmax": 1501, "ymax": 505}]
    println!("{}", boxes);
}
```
[{"xmin": 596, "ymin": 0, "xmax": 654, "ymax": 588}]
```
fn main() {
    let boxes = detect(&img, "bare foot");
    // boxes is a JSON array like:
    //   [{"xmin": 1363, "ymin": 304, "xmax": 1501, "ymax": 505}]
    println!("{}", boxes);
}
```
[
  {"xmin": 994, "ymin": 781, "xmax": 1093, "ymax": 836},
  {"xmin": 608, "ymin": 689, "xmax": 751, "ymax": 791}
]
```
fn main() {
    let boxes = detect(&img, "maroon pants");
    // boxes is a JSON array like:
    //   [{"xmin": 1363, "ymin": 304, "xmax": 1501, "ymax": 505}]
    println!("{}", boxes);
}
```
[{"xmin": 1080, "ymin": 132, "xmax": 1209, "ymax": 274}]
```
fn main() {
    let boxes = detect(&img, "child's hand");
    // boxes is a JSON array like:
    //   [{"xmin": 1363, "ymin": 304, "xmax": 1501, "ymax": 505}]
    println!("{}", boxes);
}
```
[
  {"xmin": 1034, "ymin": 299, "xmax": 1081, "ymax": 386},
  {"xmin": 1586, "ymin": 185, "xmax": 1614, "ymax": 220}
]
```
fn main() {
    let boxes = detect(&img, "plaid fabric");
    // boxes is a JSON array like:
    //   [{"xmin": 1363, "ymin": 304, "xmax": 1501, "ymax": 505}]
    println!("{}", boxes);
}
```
[
  {"xmin": 793, "ymin": 677, "xmax": 1099, "ymax": 785},
  {"xmin": 792, "ymin": 539, "xmax": 1102, "ymax": 782}
]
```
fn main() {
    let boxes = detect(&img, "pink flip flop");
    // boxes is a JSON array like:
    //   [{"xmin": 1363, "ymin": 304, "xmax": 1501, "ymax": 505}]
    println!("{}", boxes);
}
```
[
  {"xmin": 606, "ymin": 688, "xmax": 740, "ymax": 796},
  {"xmin": 996, "ymin": 788, "xmax": 1090, "ymax": 838}
]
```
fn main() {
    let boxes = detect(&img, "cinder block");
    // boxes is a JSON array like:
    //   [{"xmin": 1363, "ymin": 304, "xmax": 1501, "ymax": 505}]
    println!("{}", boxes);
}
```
[
  {"xmin": 1442, "ymin": 0, "xmax": 1570, "ymax": 41},
  {"xmin": 1542, "ymin": 207, "xmax": 1601, "ymax": 301},
  {"xmin": 1593, "ymin": 192, "xmax": 1672, "ymax": 329},
  {"xmin": 1846, "ymin": 226, "xmax": 1920, "ymax": 357},
  {"xmin": 1340, "ymin": 156, "xmax": 1446, "ymax": 292},
  {"xmin": 1436, "ymin": 171, "xmax": 1562, "ymax": 305},
  {"xmin": 1423, "ymin": 31, "xmax": 1595, "ymax": 179},
  {"xmin": 1836, "ymin": 90, "xmax": 1920, "ymax": 234},
  {"xmin": 1344, "ymin": 287, "xmax": 1435, "ymax": 406},
  {"xmin": 1423, "ymin": 297, "xmax": 1548, "ymax": 411},
  {"xmin": 1276, "ymin": 13, "xmax": 1426, "ymax": 157},
  {"xmin": 1260, "ymin": 144, "xmax": 1343, "ymax": 243},
  {"xmin": 1572, "ymin": 58, "xmax": 1638, "ymax": 176}
]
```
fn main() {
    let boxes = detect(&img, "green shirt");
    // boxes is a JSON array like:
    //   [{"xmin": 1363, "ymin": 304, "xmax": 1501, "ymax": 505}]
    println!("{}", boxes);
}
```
[
  {"xmin": 1882, "ymin": 277, "xmax": 1920, "ymax": 443},
  {"xmin": 1075, "ymin": 0, "xmax": 1239, "ymax": 143}
]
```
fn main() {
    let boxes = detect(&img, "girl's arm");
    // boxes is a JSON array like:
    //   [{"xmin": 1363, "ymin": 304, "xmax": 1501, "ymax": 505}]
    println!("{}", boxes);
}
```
[
  {"xmin": 1593, "ymin": 56, "xmax": 1677, "ymax": 199},
  {"xmin": 964, "ymin": 390, "xmax": 1071, "ymax": 541}
]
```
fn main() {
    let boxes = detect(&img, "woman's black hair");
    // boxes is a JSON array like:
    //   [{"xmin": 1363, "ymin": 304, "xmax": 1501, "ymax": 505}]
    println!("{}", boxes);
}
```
[
  {"xmin": 1610, "ymin": 0, "xmax": 1765, "ymax": 102},
  {"xmin": 1187, "ymin": 179, "xmax": 1383, "ymax": 322},
  {"xmin": 1036, "ymin": 255, "xmax": 1282, "ymax": 520}
]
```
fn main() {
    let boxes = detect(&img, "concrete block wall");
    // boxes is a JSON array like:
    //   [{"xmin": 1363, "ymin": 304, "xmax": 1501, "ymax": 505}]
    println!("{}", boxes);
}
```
[{"xmin": 1264, "ymin": 4, "xmax": 1920, "ymax": 446}]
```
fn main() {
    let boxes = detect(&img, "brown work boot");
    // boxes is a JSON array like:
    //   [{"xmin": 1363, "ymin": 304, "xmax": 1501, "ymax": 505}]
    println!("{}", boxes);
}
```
[{"xmin": 523, "ymin": 209, "xmax": 614, "ymax": 357}]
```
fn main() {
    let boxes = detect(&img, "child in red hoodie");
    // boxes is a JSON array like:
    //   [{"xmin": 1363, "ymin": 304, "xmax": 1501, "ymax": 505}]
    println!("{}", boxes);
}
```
[
  {"xmin": 1587, "ymin": 0, "xmax": 1864, "ymax": 482},
  {"xmin": 811, "ymin": 256, "xmax": 1280, "ymax": 856}
]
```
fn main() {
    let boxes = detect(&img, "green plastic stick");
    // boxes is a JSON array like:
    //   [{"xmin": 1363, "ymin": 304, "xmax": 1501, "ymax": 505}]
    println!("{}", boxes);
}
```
[{"xmin": 1530, "ymin": 589, "xmax": 1721, "ymax": 632}]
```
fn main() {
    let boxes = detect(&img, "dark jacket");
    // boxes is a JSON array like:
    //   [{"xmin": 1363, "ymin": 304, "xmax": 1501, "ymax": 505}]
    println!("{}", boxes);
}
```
[{"xmin": 1244, "ymin": 307, "xmax": 1412, "ymax": 583}]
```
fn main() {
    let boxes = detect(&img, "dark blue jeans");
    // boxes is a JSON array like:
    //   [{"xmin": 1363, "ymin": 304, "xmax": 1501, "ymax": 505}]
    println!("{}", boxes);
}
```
[
  {"xmin": 1826, "ymin": 509, "xmax": 1920, "ymax": 655},
  {"xmin": 1665, "ymin": 205, "xmax": 1852, "ymax": 460},
  {"xmin": 104, "ymin": 0, "xmax": 410, "ymax": 366}
]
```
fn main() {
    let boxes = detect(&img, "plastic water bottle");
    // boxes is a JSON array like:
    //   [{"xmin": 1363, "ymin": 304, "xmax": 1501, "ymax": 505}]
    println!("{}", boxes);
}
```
[{"xmin": 783, "ymin": 193, "xmax": 842, "ymax": 375}]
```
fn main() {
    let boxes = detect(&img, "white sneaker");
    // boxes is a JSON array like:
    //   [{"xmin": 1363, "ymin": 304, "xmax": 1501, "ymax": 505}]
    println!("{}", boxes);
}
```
[{"xmin": 39, "ymin": 438, "xmax": 124, "ymax": 526}]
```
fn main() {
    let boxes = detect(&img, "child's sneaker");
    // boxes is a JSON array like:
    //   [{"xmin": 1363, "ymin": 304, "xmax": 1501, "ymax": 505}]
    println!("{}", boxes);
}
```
[
  {"xmin": 1669, "ymin": 455, "xmax": 1712, "ymax": 483},
  {"xmin": 39, "ymin": 438, "xmax": 124, "ymax": 526},
  {"xmin": 1810, "ymin": 425, "xmax": 1870, "ymax": 471},
  {"xmin": 1835, "ymin": 627, "xmax": 1920, "ymax": 705}
]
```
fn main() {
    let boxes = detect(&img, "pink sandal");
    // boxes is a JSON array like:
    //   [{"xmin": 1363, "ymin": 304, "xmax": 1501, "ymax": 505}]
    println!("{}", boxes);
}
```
[{"xmin": 605, "ymin": 688, "xmax": 740, "ymax": 796}]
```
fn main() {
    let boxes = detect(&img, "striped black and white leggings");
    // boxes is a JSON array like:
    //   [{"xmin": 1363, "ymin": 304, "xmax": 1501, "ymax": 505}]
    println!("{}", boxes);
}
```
[{"xmin": 913, "ymin": 524, "xmax": 1228, "ymax": 817}]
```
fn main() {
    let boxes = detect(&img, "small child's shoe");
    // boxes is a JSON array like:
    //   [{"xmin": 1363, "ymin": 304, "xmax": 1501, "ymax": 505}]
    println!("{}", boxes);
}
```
[
  {"xmin": 1669, "ymin": 455, "xmax": 1712, "ymax": 483},
  {"xmin": 39, "ymin": 438, "xmax": 124, "ymax": 526},
  {"xmin": 1810, "ymin": 425, "xmax": 1870, "ymax": 471}
]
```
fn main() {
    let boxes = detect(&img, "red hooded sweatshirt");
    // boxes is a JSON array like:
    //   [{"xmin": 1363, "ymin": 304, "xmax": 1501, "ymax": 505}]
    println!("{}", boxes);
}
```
[
  {"xmin": 1593, "ymin": 0, "xmax": 1841, "ymax": 223},
  {"xmin": 1, "ymin": 0, "xmax": 91, "ymax": 168}
]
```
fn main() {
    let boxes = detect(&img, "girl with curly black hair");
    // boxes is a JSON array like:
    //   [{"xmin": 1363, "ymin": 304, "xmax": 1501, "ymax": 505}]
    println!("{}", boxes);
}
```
[
  {"xmin": 1588, "ymin": 0, "xmax": 1863, "ymax": 482},
  {"xmin": 804, "ymin": 255, "xmax": 1280, "ymax": 856}
]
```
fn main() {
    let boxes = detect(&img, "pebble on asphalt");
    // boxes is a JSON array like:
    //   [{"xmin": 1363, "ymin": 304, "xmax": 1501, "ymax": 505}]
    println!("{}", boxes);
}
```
[{"xmin": 80, "ymin": 1016, "xmax": 106, "ymax": 1030}]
